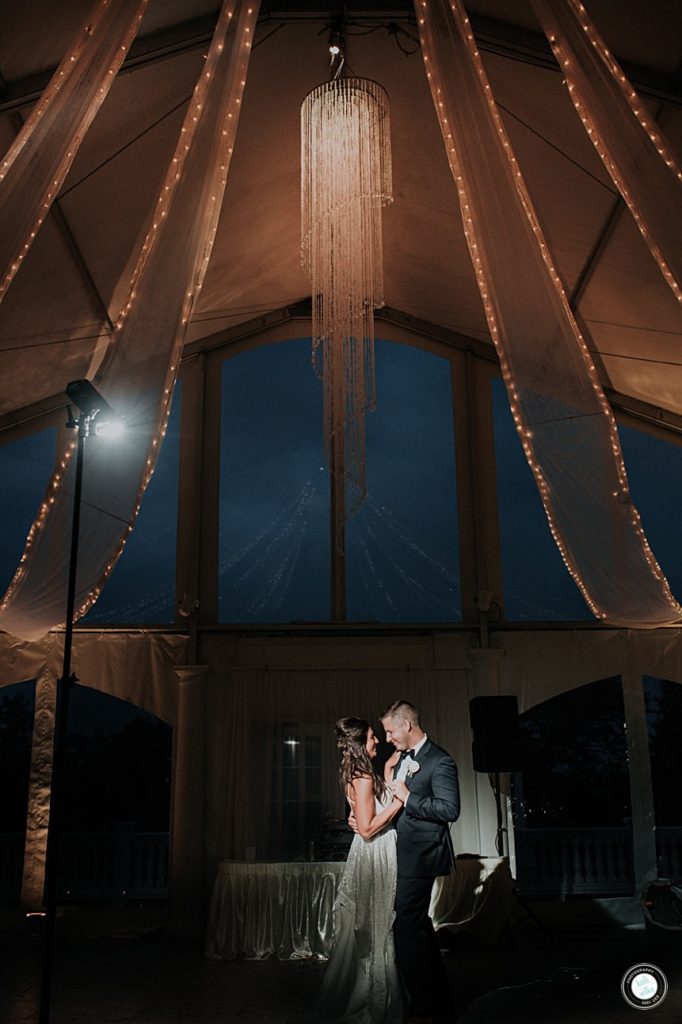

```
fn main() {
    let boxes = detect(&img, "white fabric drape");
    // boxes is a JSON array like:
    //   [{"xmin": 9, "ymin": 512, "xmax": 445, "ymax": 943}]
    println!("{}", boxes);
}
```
[
  {"xmin": 0, "ymin": 0, "xmax": 260, "ymax": 641},
  {"xmin": 531, "ymin": 0, "xmax": 682, "ymax": 306},
  {"xmin": 206, "ymin": 861, "xmax": 343, "ymax": 960},
  {"xmin": 0, "ymin": 0, "xmax": 148, "ymax": 305},
  {"xmin": 204, "ymin": 664, "xmax": 478, "ymax": 878},
  {"xmin": 414, "ymin": 0, "xmax": 682, "ymax": 627}
]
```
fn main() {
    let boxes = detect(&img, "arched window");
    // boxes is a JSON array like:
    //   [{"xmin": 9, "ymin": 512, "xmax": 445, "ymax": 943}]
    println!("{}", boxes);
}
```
[
  {"xmin": 60, "ymin": 685, "xmax": 172, "ymax": 902},
  {"xmin": 512, "ymin": 678, "xmax": 633, "ymax": 896}
]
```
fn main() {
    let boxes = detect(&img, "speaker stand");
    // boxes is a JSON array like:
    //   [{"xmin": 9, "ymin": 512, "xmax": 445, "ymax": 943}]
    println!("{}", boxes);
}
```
[
  {"xmin": 491, "ymin": 771, "xmax": 507, "ymax": 856},
  {"xmin": 489, "ymin": 773, "xmax": 551, "ymax": 942}
]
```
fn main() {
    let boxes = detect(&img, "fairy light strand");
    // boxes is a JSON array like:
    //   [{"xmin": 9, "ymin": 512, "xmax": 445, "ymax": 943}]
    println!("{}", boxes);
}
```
[
  {"xmin": 532, "ymin": 0, "xmax": 682, "ymax": 305},
  {"xmin": 1, "ymin": 1, "xmax": 260, "ymax": 632},
  {"xmin": 416, "ymin": 0, "xmax": 682, "ymax": 624},
  {"xmin": 0, "ymin": 0, "xmax": 149, "ymax": 305},
  {"xmin": 73, "ymin": 1, "xmax": 259, "ymax": 624}
]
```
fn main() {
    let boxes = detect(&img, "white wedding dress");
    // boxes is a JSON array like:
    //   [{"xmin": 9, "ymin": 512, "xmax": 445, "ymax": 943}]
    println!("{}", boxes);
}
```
[{"xmin": 311, "ymin": 795, "xmax": 404, "ymax": 1024}]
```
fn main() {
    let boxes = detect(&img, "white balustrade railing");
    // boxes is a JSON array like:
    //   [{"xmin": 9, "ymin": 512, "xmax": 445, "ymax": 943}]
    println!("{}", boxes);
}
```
[
  {"xmin": 59, "ymin": 826, "xmax": 169, "ymax": 901},
  {"xmin": 514, "ymin": 827, "xmax": 635, "ymax": 896},
  {"xmin": 0, "ymin": 827, "xmax": 169, "ymax": 902},
  {"xmin": 515, "ymin": 827, "xmax": 682, "ymax": 896},
  {"xmin": 2, "ymin": 826, "xmax": 680, "ymax": 903}
]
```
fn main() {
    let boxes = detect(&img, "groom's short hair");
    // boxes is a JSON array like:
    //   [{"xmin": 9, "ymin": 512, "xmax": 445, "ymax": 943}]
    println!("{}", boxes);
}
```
[{"xmin": 381, "ymin": 699, "xmax": 420, "ymax": 726}]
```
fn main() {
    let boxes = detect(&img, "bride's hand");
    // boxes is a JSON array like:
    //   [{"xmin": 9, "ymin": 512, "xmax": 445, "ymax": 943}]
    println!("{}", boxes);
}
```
[{"xmin": 385, "ymin": 750, "xmax": 400, "ymax": 771}]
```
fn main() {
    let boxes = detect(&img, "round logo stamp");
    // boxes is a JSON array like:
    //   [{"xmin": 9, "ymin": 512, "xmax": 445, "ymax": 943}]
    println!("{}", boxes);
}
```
[{"xmin": 621, "ymin": 963, "xmax": 668, "ymax": 1010}]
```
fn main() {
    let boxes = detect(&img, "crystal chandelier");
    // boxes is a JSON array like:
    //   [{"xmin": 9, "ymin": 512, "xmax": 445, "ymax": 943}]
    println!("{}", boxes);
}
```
[{"xmin": 301, "ymin": 71, "xmax": 393, "ymax": 529}]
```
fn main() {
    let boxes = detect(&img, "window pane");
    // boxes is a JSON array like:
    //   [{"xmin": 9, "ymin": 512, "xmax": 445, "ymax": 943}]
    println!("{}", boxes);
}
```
[
  {"xmin": 1, "ymin": 428, "xmax": 58, "ymax": 596},
  {"xmin": 492, "ymin": 377, "xmax": 590, "ymax": 620},
  {"xmin": 513, "ymin": 678, "xmax": 629, "ymax": 828},
  {"xmin": 219, "ymin": 340, "xmax": 330, "ymax": 622},
  {"xmin": 618, "ymin": 425, "xmax": 682, "ymax": 601},
  {"xmin": 512, "ymin": 678, "xmax": 634, "ymax": 896},
  {"xmin": 64, "ymin": 685, "xmax": 172, "ymax": 832},
  {"xmin": 346, "ymin": 341, "xmax": 460, "ymax": 622},
  {"xmin": 84, "ymin": 383, "xmax": 182, "ymax": 624}
]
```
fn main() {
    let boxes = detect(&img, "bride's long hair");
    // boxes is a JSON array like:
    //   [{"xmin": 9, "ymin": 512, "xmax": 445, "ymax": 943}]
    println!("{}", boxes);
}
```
[{"xmin": 334, "ymin": 716, "xmax": 386, "ymax": 803}]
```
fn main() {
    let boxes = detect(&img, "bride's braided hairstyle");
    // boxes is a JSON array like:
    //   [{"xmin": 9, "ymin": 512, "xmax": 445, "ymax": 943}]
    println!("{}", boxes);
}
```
[{"xmin": 334, "ymin": 716, "xmax": 386, "ymax": 803}]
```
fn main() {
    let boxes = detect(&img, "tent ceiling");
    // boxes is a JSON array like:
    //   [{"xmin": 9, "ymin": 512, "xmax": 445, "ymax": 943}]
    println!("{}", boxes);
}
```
[{"xmin": 0, "ymin": 0, "xmax": 680, "ymax": 440}]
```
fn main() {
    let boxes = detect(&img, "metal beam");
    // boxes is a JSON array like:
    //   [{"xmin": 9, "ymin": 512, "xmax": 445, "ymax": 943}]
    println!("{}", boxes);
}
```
[{"xmin": 1, "ymin": 7, "xmax": 680, "ymax": 115}]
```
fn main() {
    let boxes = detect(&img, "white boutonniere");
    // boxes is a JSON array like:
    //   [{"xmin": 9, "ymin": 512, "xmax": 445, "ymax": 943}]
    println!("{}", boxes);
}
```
[{"xmin": 404, "ymin": 757, "xmax": 420, "ymax": 777}]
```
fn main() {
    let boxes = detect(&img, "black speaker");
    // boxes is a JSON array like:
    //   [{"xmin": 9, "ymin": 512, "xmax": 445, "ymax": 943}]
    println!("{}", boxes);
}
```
[{"xmin": 469, "ymin": 695, "xmax": 522, "ymax": 772}]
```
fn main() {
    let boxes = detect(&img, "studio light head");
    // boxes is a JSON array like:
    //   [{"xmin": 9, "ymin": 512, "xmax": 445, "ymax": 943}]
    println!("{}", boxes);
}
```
[{"xmin": 65, "ymin": 379, "xmax": 124, "ymax": 437}]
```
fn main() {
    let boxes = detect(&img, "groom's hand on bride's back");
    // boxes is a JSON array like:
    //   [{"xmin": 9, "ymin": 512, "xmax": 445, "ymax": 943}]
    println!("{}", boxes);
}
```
[{"xmin": 347, "ymin": 810, "xmax": 359, "ymax": 834}]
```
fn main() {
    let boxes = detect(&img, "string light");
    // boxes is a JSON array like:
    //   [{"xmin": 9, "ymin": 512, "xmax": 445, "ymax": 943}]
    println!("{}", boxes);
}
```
[
  {"xmin": 2, "ymin": 0, "xmax": 259, "ymax": 631},
  {"xmin": 0, "ymin": 0, "xmax": 148, "ymax": 305},
  {"xmin": 416, "ymin": 0, "xmax": 681, "ymax": 624},
  {"xmin": 69, "ymin": 1, "xmax": 258, "ymax": 621},
  {"xmin": 534, "ymin": 0, "xmax": 682, "ymax": 306}
]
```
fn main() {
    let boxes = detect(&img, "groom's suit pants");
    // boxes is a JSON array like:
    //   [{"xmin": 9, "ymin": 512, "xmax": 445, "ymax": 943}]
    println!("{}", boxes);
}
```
[{"xmin": 394, "ymin": 873, "xmax": 452, "ymax": 1019}]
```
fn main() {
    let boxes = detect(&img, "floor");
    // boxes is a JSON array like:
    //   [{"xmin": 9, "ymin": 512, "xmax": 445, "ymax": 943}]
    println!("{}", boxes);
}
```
[{"xmin": 2, "ymin": 903, "xmax": 681, "ymax": 1024}]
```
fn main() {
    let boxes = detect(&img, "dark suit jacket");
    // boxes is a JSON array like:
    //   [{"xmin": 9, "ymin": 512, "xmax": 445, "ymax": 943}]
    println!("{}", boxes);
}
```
[{"xmin": 394, "ymin": 738, "xmax": 460, "ymax": 879}]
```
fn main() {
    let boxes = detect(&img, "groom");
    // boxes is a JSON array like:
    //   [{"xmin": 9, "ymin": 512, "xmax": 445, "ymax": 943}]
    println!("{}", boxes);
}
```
[{"xmin": 381, "ymin": 699, "xmax": 460, "ymax": 1024}]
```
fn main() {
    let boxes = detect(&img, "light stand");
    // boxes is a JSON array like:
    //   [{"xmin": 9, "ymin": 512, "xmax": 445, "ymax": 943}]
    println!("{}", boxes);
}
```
[{"xmin": 38, "ymin": 379, "xmax": 122, "ymax": 1024}]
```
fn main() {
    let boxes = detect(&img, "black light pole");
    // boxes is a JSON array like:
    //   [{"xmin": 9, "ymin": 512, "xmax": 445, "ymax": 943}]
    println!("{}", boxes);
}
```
[{"xmin": 38, "ymin": 379, "xmax": 122, "ymax": 1024}]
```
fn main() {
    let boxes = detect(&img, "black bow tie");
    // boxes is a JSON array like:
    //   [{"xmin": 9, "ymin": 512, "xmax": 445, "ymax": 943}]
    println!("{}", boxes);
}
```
[{"xmin": 399, "ymin": 748, "xmax": 415, "ymax": 760}]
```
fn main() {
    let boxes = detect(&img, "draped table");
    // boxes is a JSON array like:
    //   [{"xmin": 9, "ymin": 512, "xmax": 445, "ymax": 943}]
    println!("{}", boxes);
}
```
[
  {"xmin": 430, "ymin": 855, "xmax": 513, "ymax": 942},
  {"xmin": 205, "ymin": 861, "xmax": 344, "ymax": 961},
  {"xmin": 205, "ymin": 856, "xmax": 512, "ymax": 960}
]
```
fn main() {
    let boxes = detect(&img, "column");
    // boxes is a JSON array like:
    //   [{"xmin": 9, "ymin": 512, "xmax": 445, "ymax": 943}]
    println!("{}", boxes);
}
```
[
  {"xmin": 169, "ymin": 664, "xmax": 208, "ymax": 930},
  {"xmin": 21, "ymin": 667, "xmax": 58, "ymax": 910},
  {"xmin": 621, "ymin": 669, "xmax": 657, "ymax": 890}
]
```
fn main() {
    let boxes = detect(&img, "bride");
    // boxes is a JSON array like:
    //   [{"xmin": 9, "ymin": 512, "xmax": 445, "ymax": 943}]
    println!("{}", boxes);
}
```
[{"xmin": 312, "ymin": 716, "xmax": 405, "ymax": 1024}]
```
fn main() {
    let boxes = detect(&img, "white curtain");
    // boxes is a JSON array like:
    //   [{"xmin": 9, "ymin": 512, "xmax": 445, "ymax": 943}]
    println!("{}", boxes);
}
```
[
  {"xmin": 0, "ymin": 0, "xmax": 261, "ymax": 641},
  {"xmin": 414, "ymin": 0, "xmax": 682, "ymax": 627},
  {"xmin": 532, "ymin": 0, "xmax": 682, "ymax": 306},
  {"xmin": 0, "ymin": 0, "xmax": 149, "ymax": 305},
  {"xmin": 204, "ymin": 662, "xmax": 479, "ymax": 878}
]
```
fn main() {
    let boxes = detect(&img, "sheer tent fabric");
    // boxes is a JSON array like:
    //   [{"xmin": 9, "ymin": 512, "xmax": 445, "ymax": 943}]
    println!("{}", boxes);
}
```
[
  {"xmin": 0, "ymin": 0, "xmax": 260, "ymax": 641},
  {"xmin": 531, "ymin": 0, "xmax": 682, "ymax": 307},
  {"xmin": 0, "ymin": 0, "xmax": 679, "ymax": 637},
  {"xmin": 0, "ymin": 0, "xmax": 149, "ymax": 306},
  {"xmin": 415, "ymin": 0, "xmax": 682, "ymax": 627}
]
